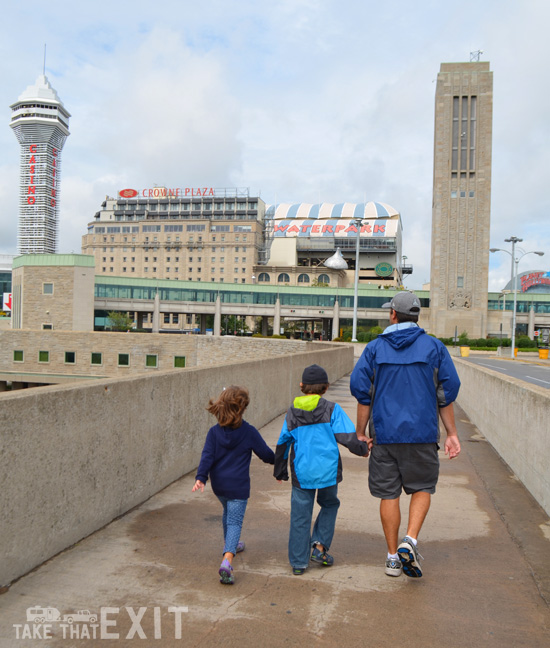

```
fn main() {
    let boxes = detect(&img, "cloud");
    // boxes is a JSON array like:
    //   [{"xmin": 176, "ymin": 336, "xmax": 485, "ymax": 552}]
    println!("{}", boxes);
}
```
[{"xmin": 0, "ymin": 0, "xmax": 548, "ymax": 293}]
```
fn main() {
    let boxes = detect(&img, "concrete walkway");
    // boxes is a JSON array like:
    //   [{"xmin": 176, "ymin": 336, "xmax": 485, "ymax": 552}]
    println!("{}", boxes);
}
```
[{"xmin": 1, "ymin": 373, "xmax": 549, "ymax": 647}]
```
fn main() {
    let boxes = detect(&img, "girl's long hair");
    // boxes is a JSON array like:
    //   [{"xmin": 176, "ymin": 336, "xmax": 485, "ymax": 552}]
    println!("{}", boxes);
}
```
[{"xmin": 207, "ymin": 386, "xmax": 250, "ymax": 428}]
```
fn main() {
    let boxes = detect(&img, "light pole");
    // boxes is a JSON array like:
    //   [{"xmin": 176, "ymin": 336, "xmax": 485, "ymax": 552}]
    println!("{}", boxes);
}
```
[
  {"xmin": 490, "ymin": 238, "xmax": 544, "ymax": 358},
  {"xmin": 498, "ymin": 289, "xmax": 511, "ymax": 341},
  {"xmin": 351, "ymin": 217, "xmax": 364, "ymax": 342}
]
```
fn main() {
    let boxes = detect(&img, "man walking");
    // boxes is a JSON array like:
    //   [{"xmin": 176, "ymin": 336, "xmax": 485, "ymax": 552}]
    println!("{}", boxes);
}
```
[{"xmin": 350, "ymin": 291, "xmax": 461, "ymax": 578}]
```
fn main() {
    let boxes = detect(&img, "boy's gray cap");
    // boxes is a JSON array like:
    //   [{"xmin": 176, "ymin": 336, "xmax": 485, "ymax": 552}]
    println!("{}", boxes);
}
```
[
  {"xmin": 382, "ymin": 291, "xmax": 421, "ymax": 315},
  {"xmin": 302, "ymin": 364, "xmax": 328, "ymax": 384}
]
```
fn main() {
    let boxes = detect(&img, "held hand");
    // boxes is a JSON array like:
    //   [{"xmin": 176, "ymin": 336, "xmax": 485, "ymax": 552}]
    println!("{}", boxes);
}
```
[
  {"xmin": 192, "ymin": 480, "xmax": 205, "ymax": 493},
  {"xmin": 444, "ymin": 435, "xmax": 461, "ymax": 459}
]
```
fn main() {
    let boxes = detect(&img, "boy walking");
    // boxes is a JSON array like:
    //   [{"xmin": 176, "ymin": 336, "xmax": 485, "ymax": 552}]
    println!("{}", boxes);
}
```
[{"xmin": 274, "ymin": 364, "xmax": 368, "ymax": 574}]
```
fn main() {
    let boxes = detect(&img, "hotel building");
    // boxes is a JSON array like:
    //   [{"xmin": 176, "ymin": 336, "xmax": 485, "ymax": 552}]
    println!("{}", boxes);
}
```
[
  {"xmin": 82, "ymin": 192, "xmax": 409, "ymax": 290},
  {"xmin": 81, "ymin": 188, "xmax": 266, "ymax": 284}
]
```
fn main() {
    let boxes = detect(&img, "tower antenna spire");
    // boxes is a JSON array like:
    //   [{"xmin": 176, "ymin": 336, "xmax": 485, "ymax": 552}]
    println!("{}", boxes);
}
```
[
  {"xmin": 43, "ymin": 44, "xmax": 46, "ymax": 75},
  {"xmin": 469, "ymin": 49, "xmax": 483, "ymax": 62}
]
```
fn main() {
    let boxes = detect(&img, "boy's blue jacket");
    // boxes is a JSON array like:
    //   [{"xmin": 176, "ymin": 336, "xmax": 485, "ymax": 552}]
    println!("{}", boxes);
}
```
[
  {"xmin": 274, "ymin": 395, "xmax": 368, "ymax": 489},
  {"xmin": 195, "ymin": 420, "xmax": 274, "ymax": 499},
  {"xmin": 350, "ymin": 325, "xmax": 460, "ymax": 444}
]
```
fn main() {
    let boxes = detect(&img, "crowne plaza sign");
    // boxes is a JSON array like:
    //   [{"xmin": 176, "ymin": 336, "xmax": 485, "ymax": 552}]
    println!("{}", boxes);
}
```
[{"xmin": 119, "ymin": 187, "xmax": 215, "ymax": 199}]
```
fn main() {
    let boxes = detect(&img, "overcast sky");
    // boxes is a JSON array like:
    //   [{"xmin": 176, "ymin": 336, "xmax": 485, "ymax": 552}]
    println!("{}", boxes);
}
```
[{"xmin": 1, "ymin": 0, "xmax": 548, "ymax": 290}]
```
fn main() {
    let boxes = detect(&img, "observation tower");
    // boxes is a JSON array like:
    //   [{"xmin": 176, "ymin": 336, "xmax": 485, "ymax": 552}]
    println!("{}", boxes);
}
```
[{"xmin": 10, "ymin": 75, "xmax": 70, "ymax": 254}]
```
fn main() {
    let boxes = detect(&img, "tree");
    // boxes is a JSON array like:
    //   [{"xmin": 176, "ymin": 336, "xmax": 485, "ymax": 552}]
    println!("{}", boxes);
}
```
[{"xmin": 107, "ymin": 311, "xmax": 134, "ymax": 332}]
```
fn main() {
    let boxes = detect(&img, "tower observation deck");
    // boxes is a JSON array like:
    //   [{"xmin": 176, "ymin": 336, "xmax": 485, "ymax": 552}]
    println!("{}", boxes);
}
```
[{"xmin": 10, "ymin": 75, "xmax": 70, "ymax": 254}]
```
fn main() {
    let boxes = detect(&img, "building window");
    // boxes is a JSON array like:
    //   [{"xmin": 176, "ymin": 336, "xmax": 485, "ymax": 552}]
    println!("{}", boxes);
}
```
[
  {"xmin": 91, "ymin": 352, "xmax": 102, "ymax": 365},
  {"xmin": 164, "ymin": 313, "xmax": 170, "ymax": 323},
  {"xmin": 298, "ymin": 273, "xmax": 310, "ymax": 283},
  {"xmin": 258, "ymin": 273, "xmax": 270, "ymax": 282},
  {"xmin": 278, "ymin": 273, "xmax": 290, "ymax": 283},
  {"xmin": 451, "ymin": 191, "xmax": 457, "ymax": 198},
  {"xmin": 13, "ymin": 350, "xmax": 24, "ymax": 362},
  {"xmin": 118, "ymin": 353, "xmax": 130, "ymax": 367},
  {"xmin": 145, "ymin": 354, "xmax": 158, "ymax": 368},
  {"xmin": 65, "ymin": 351, "xmax": 76, "ymax": 364},
  {"xmin": 42, "ymin": 324, "xmax": 53, "ymax": 330},
  {"xmin": 318, "ymin": 274, "xmax": 330, "ymax": 284},
  {"xmin": 43, "ymin": 283, "xmax": 54, "ymax": 295},
  {"xmin": 38, "ymin": 350, "xmax": 50, "ymax": 363},
  {"xmin": 174, "ymin": 356, "xmax": 186, "ymax": 368},
  {"xmin": 457, "ymin": 276, "xmax": 464, "ymax": 288}
]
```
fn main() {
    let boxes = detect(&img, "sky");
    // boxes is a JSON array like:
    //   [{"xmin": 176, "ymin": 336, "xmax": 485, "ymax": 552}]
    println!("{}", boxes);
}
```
[{"xmin": 0, "ymin": 0, "xmax": 548, "ymax": 290}]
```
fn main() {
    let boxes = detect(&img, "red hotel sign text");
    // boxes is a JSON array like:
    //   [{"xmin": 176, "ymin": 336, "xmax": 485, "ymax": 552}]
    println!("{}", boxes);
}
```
[
  {"xmin": 119, "ymin": 187, "xmax": 215, "ymax": 199},
  {"xmin": 27, "ymin": 145, "xmax": 58, "ymax": 207},
  {"xmin": 521, "ymin": 272, "xmax": 550, "ymax": 292}
]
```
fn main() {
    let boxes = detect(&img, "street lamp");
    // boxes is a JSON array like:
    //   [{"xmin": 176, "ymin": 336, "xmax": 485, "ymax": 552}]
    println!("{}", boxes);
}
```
[
  {"xmin": 351, "ymin": 217, "xmax": 364, "ymax": 342},
  {"xmin": 490, "ymin": 238, "xmax": 544, "ymax": 357},
  {"xmin": 498, "ymin": 289, "xmax": 511, "ymax": 341}
]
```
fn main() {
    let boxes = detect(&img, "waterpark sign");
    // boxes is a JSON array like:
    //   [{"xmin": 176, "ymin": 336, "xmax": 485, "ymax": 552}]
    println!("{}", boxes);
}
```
[{"xmin": 273, "ymin": 218, "xmax": 398, "ymax": 238}]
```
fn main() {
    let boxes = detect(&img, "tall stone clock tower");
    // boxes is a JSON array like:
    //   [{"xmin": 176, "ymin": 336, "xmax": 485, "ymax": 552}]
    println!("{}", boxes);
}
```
[{"xmin": 430, "ymin": 61, "xmax": 493, "ymax": 338}]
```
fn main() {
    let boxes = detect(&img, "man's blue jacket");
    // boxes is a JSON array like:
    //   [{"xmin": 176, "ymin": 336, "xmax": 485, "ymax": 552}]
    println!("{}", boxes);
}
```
[{"xmin": 350, "ymin": 325, "xmax": 460, "ymax": 444}]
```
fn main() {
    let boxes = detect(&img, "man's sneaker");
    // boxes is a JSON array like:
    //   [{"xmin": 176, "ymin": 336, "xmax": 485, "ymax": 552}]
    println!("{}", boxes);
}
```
[
  {"xmin": 310, "ymin": 546, "xmax": 334, "ymax": 566},
  {"xmin": 292, "ymin": 567, "xmax": 306, "ymax": 575},
  {"xmin": 385, "ymin": 557, "xmax": 403, "ymax": 577},
  {"xmin": 397, "ymin": 537, "xmax": 423, "ymax": 578},
  {"xmin": 219, "ymin": 559, "xmax": 234, "ymax": 584},
  {"xmin": 236, "ymin": 541, "xmax": 245, "ymax": 553}
]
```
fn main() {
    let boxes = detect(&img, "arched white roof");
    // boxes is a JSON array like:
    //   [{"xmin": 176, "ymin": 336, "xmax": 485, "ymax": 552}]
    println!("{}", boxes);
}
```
[{"xmin": 267, "ymin": 202, "xmax": 400, "ymax": 220}]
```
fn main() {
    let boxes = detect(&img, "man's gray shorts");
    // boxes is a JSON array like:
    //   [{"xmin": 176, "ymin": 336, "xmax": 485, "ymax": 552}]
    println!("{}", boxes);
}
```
[{"xmin": 368, "ymin": 443, "xmax": 440, "ymax": 499}]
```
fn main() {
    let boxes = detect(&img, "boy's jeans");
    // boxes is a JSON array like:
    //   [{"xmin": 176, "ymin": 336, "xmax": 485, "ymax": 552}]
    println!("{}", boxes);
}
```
[
  {"xmin": 217, "ymin": 496, "xmax": 248, "ymax": 555},
  {"xmin": 289, "ymin": 484, "xmax": 340, "ymax": 568}
]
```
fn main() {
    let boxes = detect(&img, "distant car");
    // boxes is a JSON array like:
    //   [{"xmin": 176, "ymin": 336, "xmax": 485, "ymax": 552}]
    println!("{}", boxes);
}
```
[{"xmin": 63, "ymin": 610, "xmax": 97, "ymax": 624}]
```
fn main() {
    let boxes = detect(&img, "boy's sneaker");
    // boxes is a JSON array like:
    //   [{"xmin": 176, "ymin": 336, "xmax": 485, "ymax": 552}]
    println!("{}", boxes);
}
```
[
  {"xmin": 310, "ymin": 546, "xmax": 334, "ymax": 566},
  {"xmin": 219, "ymin": 559, "xmax": 234, "ymax": 584},
  {"xmin": 385, "ymin": 557, "xmax": 403, "ymax": 577},
  {"xmin": 397, "ymin": 537, "xmax": 423, "ymax": 578},
  {"xmin": 292, "ymin": 567, "xmax": 306, "ymax": 575},
  {"xmin": 236, "ymin": 541, "xmax": 245, "ymax": 553}
]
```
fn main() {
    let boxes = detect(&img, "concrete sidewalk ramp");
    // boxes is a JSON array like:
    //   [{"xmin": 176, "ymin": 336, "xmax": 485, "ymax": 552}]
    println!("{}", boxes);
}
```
[{"xmin": 0, "ymin": 375, "xmax": 549, "ymax": 647}]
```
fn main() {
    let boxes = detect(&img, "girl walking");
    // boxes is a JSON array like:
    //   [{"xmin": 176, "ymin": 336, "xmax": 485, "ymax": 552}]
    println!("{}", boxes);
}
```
[{"xmin": 192, "ymin": 386, "xmax": 275, "ymax": 584}]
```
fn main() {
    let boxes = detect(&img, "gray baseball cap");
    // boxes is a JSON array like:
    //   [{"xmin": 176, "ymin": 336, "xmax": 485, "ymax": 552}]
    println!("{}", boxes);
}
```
[{"xmin": 382, "ymin": 291, "xmax": 421, "ymax": 315}]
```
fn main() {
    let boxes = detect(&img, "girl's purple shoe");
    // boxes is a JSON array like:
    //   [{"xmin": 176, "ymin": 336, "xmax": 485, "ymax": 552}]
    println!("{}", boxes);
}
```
[{"xmin": 219, "ymin": 559, "xmax": 234, "ymax": 584}]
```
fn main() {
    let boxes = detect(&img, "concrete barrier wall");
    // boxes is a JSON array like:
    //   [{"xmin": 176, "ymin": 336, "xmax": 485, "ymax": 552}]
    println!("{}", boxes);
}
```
[
  {"xmin": 0, "ymin": 330, "xmax": 312, "ymax": 378},
  {"xmin": 454, "ymin": 359, "xmax": 550, "ymax": 516},
  {"xmin": 0, "ymin": 343, "xmax": 353, "ymax": 586}
]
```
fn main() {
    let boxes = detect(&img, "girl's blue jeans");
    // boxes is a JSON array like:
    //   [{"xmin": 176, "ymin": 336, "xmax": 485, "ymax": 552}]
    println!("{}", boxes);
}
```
[
  {"xmin": 217, "ymin": 496, "xmax": 248, "ymax": 555},
  {"xmin": 289, "ymin": 484, "xmax": 340, "ymax": 568}
]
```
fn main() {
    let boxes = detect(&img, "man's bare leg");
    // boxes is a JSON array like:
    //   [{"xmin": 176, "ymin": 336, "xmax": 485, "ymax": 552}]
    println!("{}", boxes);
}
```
[
  {"xmin": 380, "ymin": 498, "xmax": 401, "ymax": 554},
  {"xmin": 406, "ymin": 491, "xmax": 431, "ymax": 540}
]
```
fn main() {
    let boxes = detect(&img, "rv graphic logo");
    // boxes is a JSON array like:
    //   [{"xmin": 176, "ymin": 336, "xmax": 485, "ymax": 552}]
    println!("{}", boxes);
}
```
[{"xmin": 13, "ymin": 605, "xmax": 189, "ymax": 640}]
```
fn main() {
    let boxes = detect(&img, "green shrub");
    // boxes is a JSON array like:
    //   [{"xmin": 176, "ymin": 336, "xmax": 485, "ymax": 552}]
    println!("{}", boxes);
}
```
[{"xmin": 516, "ymin": 335, "xmax": 536, "ymax": 348}]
